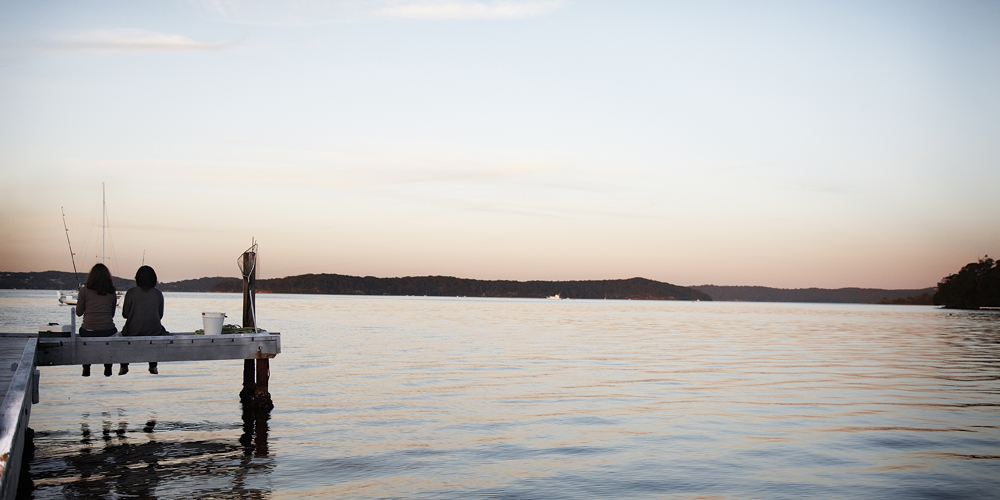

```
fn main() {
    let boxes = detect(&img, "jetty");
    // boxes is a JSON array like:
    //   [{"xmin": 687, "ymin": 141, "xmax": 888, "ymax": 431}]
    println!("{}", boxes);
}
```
[
  {"xmin": 0, "ymin": 246, "xmax": 276, "ymax": 498},
  {"xmin": 0, "ymin": 331, "xmax": 281, "ymax": 498}
]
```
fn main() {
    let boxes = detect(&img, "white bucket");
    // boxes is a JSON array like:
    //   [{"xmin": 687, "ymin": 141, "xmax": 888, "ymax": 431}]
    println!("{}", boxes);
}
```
[{"xmin": 202, "ymin": 312, "xmax": 226, "ymax": 335}]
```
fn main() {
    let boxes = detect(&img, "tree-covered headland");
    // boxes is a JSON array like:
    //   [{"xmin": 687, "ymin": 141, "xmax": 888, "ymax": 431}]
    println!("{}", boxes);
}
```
[
  {"xmin": 210, "ymin": 274, "xmax": 713, "ymax": 301},
  {"xmin": 933, "ymin": 257, "xmax": 1000, "ymax": 309}
]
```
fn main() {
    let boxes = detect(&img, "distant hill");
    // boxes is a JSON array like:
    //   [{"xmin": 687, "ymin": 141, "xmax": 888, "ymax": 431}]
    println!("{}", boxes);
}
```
[
  {"xmin": 0, "ymin": 271, "xmax": 708, "ymax": 301},
  {"xmin": 209, "ymin": 274, "xmax": 712, "ymax": 301},
  {"xmin": 691, "ymin": 285, "xmax": 936, "ymax": 304},
  {"xmin": 3, "ymin": 271, "xmax": 938, "ymax": 304},
  {"xmin": 158, "ymin": 277, "xmax": 239, "ymax": 292},
  {"xmin": 0, "ymin": 271, "xmax": 135, "ymax": 291},
  {"xmin": 0, "ymin": 271, "xmax": 229, "ymax": 293}
]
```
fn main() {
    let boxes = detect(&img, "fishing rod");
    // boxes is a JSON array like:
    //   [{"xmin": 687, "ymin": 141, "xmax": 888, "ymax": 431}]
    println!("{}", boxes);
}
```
[{"xmin": 61, "ymin": 207, "xmax": 80, "ymax": 286}]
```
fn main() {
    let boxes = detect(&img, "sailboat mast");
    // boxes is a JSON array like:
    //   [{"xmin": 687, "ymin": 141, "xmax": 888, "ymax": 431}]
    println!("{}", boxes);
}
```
[{"xmin": 101, "ymin": 182, "xmax": 106, "ymax": 265}]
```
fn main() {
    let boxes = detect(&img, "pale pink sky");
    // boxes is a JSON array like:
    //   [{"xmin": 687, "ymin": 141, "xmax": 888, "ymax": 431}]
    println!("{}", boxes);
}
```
[{"xmin": 2, "ymin": 1, "xmax": 998, "ymax": 289}]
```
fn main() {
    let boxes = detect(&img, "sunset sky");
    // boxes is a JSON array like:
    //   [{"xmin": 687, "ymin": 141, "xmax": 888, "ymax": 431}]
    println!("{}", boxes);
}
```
[{"xmin": 1, "ymin": 0, "xmax": 998, "ymax": 289}]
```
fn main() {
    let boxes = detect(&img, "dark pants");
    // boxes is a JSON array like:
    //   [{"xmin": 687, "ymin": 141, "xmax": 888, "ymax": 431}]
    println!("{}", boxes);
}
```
[
  {"xmin": 119, "ymin": 334, "xmax": 158, "ymax": 373},
  {"xmin": 79, "ymin": 327, "xmax": 117, "ymax": 373}
]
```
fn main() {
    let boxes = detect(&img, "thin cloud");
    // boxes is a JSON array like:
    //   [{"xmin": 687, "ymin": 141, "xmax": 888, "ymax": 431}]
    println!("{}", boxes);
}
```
[
  {"xmin": 43, "ymin": 29, "xmax": 242, "ymax": 52},
  {"xmin": 181, "ymin": 0, "xmax": 567, "ymax": 24},
  {"xmin": 375, "ymin": 0, "xmax": 567, "ymax": 20}
]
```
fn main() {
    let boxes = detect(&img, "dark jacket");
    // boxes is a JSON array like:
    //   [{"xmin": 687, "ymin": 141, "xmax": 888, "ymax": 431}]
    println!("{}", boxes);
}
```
[{"xmin": 121, "ymin": 287, "xmax": 167, "ymax": 336}]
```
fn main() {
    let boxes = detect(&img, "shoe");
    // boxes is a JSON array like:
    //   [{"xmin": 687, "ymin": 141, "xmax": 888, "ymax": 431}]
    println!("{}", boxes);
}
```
[
  {"xmin": 148, "ymin": 364, "xmax": 158, "ymax": 375},
  {"xmin": 119, "ymin": 364, "xmax": 129, "ymax": 376},
  {"xmin": 104, "ymin": 365, "xmax": 112, "ymax": 377},
  {"xmin": 82, "ymin": 365, "xmax": 91, "ymax": 377}
]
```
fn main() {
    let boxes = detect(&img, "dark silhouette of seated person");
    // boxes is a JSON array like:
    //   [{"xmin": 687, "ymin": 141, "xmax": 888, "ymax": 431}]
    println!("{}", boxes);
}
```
[{"xmin": 120, "ymin": 265, "xmax": 167, "ymax": 375}]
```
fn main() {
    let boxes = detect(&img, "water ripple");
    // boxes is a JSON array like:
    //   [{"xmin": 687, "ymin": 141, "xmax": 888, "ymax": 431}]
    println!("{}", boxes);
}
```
[{"xmin": 2, "ymin": 291, "xmax": 999, "ymax": 499}]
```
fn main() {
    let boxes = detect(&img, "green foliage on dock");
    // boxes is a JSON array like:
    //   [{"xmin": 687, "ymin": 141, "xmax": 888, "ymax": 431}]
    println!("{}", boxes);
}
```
[{"xmin": 192, "ymin": 324, "xmax": 268, "ymax": 335}]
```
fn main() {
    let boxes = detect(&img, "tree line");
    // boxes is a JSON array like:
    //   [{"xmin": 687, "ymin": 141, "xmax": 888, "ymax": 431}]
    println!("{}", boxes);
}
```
[
  {"xmin": 690, "ymin": 285, "xmax": 936, "ymax": 304},
  {"xmin": 11, "ymin": 265, "xmax": 998, "ymax": 309},
  {"xmin": 934, "ymin": 257, "xmax": 1000, "ymax": 309},
  {"xmin": 208, "ymin": 274, "xmax": 712, "ymax": 301}
]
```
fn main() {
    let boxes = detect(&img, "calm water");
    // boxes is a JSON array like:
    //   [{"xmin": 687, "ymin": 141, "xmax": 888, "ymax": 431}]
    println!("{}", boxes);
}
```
[{"xmin": 1, "ymin": 289, "xmax": 999, "ymax": 499}]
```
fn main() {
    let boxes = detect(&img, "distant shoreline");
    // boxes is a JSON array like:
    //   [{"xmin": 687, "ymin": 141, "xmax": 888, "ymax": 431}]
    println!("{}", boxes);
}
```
[
  {"xmin": 2, "ymin": 271, "xmax": 935, "ymax": 304},
  {"xmin": 690, "ymin": 285, "xmax": 934, "ymax": 305},
  {"xmin": 196, "ymin": 274, "xmax": 712, "ymax": 301},
  {"xmin": 0, "ymin": 271, "xmax": 708, "ymax": 301}
]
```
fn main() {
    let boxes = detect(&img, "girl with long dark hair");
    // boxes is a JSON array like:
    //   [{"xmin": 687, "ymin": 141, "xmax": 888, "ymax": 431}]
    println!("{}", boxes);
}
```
[{"xmin": 76, "ymin": 263, "xmax": 118, "ymax": 377}]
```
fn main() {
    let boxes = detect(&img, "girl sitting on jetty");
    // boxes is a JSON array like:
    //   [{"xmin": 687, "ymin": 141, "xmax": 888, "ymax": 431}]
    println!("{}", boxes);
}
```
[
  {"xmin": 76, "ymin": 263, "xmax": 118, "ymax": 377},
  {"xmin": 120, "ymin": 265, "xmax": 167, "ymax": 375}
]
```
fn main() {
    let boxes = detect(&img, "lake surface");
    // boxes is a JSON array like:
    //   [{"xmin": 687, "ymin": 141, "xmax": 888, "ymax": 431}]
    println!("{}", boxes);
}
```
[{"xmin": 1, "ymin": 289, "xmax": 998, "ymax": 499}]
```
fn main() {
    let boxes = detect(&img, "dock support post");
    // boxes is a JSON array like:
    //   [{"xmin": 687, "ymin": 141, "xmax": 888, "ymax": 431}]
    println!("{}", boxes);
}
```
[
  {"xmin": 239, "ymin": 247, "xmax": 274, "ymax": 411},
  {"xmin": 240, "ymin": 250, "xmax": 256, "ymax": 404},
  {"xmin": 254, "ymin": 357, "xmax": 272, "ymax": 410},
  {"xmin": 241, "ymin": 359, "xmax": 255, "ymax": 404}
]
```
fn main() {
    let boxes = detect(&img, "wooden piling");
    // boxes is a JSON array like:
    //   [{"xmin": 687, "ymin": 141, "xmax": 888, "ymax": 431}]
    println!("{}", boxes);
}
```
[
  {"xmin": 240, "ymin": 250, "xmax": 257, "ymax": 404},
  {"xmin": 241, "ymin": 359, "xmax": 255, "ymax": 403},
  {"xmin": 242, "ymin": 251, "xmax": 256, "ymax": 329},
  {"xmin": 255, "ymin": 358, "xmax": 269, "ymax": 395},
  {"xmin": 239, "ymin": 249, "xmax": 274, "ymax": 411}
]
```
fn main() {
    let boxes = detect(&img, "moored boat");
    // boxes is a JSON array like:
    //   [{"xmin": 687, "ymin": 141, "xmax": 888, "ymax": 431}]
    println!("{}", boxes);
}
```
[{"xmin": 58, "ymin": 183, "xmax": 122, "ymax": 306}]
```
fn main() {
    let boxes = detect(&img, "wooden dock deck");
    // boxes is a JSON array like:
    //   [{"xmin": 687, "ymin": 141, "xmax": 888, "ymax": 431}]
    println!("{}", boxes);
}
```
[
  {"xmin": 0, "ymin": 336, "xmax": 38, "ymax": 500},
  {"xmin": 35, "ymin": 332, "xmax": 281, "ymax": 366},
  {"xmin": 0, "ymin": 332, "xmax": 281, "ymax": 499}
]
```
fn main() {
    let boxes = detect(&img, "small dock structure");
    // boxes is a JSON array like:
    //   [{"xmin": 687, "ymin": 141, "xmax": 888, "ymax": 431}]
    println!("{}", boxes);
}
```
[
  {"xmin": 0, "ymin": 247, "xmax": 273, "ymax": 497},
  {"xmin": 0, "ymin": 331, "xmax": 281, "ymax": 499}
]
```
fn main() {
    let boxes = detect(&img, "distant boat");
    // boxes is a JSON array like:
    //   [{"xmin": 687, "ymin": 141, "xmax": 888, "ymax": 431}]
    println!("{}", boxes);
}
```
[
  {"xmin": 57, "ymin": 290, "xmax": 77, "ymax": 306},
  {"xmin": 547, "ymin": 294, "xmax": 562, "ymax": 300}
]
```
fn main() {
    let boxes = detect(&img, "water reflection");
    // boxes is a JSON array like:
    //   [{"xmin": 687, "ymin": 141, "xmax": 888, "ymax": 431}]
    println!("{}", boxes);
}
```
[
  {"xmin": 241, "ymin": 408, "xmax": 270, "ymax": 458},
  {"xmin": 28, "ymin": 410, "xmax": 273, "ymax": 499}
]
